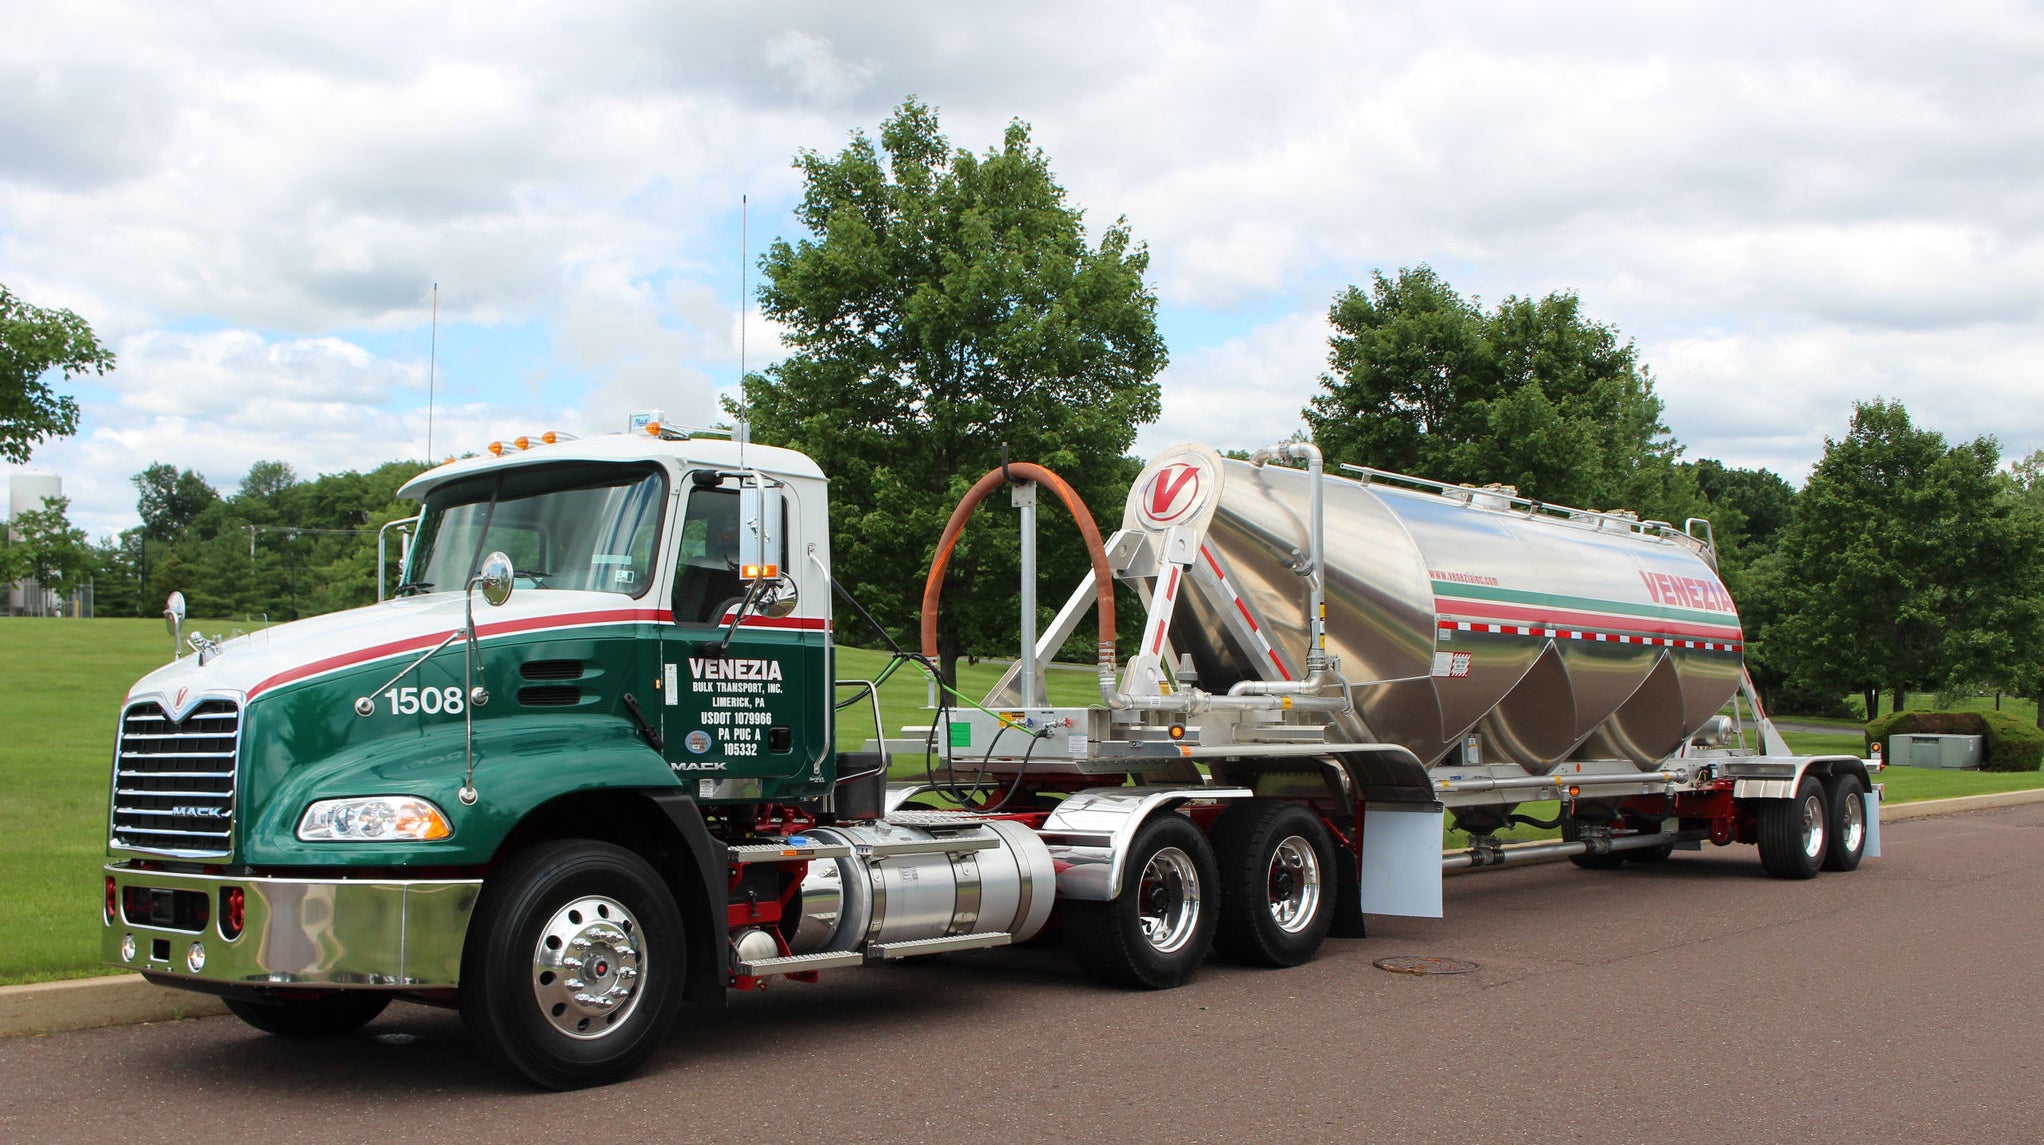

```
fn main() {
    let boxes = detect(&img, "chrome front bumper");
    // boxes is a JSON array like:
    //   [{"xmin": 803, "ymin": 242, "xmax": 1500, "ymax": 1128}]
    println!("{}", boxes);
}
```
[{"xmin": 102, "ymin": 864, "xmax": 481, "ymax": 989}]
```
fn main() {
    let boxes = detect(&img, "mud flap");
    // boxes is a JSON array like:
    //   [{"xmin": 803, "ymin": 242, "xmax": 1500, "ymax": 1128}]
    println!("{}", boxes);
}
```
[
  {"xmin": 1360, "ymin": 803, "xmax": 1444, "ymax": 919},
  {"xmin": 1865, "ymin": 789, "xmax": 1882, "ymax": 858}
]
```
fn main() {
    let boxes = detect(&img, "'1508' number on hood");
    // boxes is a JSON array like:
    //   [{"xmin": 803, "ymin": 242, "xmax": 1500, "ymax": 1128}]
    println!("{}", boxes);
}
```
[{"xmin": 382, "ymin": 686, "xmax": 466, "ymax": 716}]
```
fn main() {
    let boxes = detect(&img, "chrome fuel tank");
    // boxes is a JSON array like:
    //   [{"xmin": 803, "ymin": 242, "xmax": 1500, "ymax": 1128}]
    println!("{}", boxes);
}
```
[{"xmin": 1128, "ymin": 445, "xmax": 1744, "ymax": 770}]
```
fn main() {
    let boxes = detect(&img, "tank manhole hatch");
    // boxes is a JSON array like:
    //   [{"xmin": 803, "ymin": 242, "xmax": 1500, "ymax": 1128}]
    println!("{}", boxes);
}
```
[{"xmin": 1373, "ymin": 956, "xmax": 1480, "ymax": 976}]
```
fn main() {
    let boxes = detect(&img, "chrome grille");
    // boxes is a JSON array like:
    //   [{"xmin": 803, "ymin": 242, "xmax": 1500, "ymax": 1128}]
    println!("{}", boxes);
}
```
[{"xmin": 110, "ymin": 698, "xmax": 241, "ymax": 856}]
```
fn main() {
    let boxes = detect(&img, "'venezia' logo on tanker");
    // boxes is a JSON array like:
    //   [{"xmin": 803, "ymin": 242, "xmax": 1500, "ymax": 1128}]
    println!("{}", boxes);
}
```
[
  {"xmin": 1137, "ymin": 457, "xmax": 1214, "ymax": 527},
  {"xmin": 1639, "ymin": 570, "xmax": 1736, "ymax": 614}
]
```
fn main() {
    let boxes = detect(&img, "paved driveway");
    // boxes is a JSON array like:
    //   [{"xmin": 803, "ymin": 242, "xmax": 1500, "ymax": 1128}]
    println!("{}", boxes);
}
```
[{"xmin": 6, "ymin": 805, "xmax": 2039, "ymax": 1144}]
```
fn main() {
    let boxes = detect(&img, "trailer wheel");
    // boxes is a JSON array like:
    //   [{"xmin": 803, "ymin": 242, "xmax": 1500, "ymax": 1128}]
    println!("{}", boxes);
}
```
[
  {"xmin": 1822, "ymin": 773, "xmax": 1868, "ymax": 872},
  {"xmin": 1210, "ymin": 801, "xmax": 1335, "ymax": 967},
  {"xmin": 460, "ymin": 839, "xmax": 684, "ymax": 1089},
  {"xmin": 224, "ymin": 993, "xmax": 390, "ymax": 1038},
  {"xmin": 1064, "ymin": 813, "xmax": 1218, "ymax": 989},
  {"xmin": 1757, "ymin": 776, "xmax": 1828, "ymax": 880}
]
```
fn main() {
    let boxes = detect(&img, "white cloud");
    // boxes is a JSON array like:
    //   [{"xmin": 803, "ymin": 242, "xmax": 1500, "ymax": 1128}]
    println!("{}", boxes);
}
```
[
  {"xmin": 1138, "ymin": 311, "xmax": 1332, "ymax": 458},
  {"xmin": 763, "ymin": 31, "xmax": 877, "ymax": 106},
  {"xmin": 8, "ymin": 0, "xmax": 2044, "ymax": 538}
]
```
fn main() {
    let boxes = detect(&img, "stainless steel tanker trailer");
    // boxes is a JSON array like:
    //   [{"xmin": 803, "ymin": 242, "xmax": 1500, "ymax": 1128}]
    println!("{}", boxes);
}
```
[{"xmin": 100, "ymin": 427, "xmax": 1876, "ymax": 1089}]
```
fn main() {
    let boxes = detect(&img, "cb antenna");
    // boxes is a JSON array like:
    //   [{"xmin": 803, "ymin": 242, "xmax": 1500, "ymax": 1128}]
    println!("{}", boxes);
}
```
[
  {"xmin": 737, "ymin": 193, "xmax": 750, "ymax": 466},
  {"xmin": 427, "ymin": 281, "xmax": 439, "ymax": 462}
]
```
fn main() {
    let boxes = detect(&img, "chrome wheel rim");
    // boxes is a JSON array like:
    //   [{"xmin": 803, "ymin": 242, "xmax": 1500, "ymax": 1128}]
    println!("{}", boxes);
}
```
[
  {"xmin": 1266, "ymin": 836, "xmax": 1323, "ymax": 934},
  {"xmin": 1840, "ymin": 787, "xmax": 1865, "ymax": 853},
  {"xmin": 1799, "ymin": 793, "xmax": 1826, "ymax": 860},
  {"xmin": 531, "ymin": 895, "xmax": 644, "ymax": 1039},
  {"xmin": 1136, "ymin": 847, "xmax": 1202, "ymax": 954}
]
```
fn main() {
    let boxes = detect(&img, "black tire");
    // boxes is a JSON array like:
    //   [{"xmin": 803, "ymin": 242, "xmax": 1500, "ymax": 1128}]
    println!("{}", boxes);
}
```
[
  {"xmin": 1758, "ymin": 776, "xmax": 1828, "ymax": 880},
  {"xmin": 1563, "ymin": 816, "xmax": 1626, "ymax": 869},
  {"xmin": 1209, "ymin": 801, "xmax": 1336, "ymax": 967},
  {"xmin": 460, "ymin": 840, "xmax": 684, "ymax": 1089},
  {"xmin": 223, "ymin": 993, "xmax": 390, "ymax": 1038},
  {"xmin": 1064, "ymin": 812, "xmax": 1218, "ymax": 989},
  {"xmin": 1822, "ymin": 772, "xmax": 1869, "ymax": 872}
]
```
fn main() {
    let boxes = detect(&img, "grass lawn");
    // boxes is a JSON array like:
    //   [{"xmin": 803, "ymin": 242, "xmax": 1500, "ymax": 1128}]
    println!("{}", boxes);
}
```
[
  {"xmin": 1780, "ymin": 730, "xmax": 1868, "ymax": 756},
  {"xmin": 7, "ymin": 617, "xmax": 2043, "ymax": 986},
  {"xmin": 1, "ymin": 619, "xmax": 198, "ymax": 985}
]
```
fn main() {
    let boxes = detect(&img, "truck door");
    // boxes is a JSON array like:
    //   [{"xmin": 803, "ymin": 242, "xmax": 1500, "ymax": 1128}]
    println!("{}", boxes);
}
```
[{"xmin": 660, "ymin": 475, "xmax": 817, "ymax": 796}]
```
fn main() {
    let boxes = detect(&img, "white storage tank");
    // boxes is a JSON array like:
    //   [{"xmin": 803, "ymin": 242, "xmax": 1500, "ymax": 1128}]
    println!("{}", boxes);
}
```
[{"xmin": 8, "ymin": 472, "xmax": 64, "ymax": 614}]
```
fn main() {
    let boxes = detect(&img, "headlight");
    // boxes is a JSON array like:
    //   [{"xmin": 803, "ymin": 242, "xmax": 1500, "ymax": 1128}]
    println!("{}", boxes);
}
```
[{"xmin": 297, "ymin": 796, "xmax": 454, "ymax": 842}]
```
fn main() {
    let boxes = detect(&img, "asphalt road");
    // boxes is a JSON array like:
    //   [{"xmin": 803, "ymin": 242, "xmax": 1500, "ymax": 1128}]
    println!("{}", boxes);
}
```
[{"xmin": 7, "ymin": 806, "xmax": 2042, "ymax": 1145}]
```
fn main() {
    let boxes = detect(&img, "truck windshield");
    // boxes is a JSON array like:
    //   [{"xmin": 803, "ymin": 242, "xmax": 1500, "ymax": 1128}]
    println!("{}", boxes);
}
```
[{"xmin": 404, "ymin": 463, "xmax": 666, "ymax": 599}]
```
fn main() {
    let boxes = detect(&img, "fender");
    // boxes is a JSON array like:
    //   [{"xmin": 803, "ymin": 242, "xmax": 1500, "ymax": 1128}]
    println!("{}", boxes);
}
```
[{"xmin": 1037, "ymin": 785, "xmax": 1252, "ymax": 900}]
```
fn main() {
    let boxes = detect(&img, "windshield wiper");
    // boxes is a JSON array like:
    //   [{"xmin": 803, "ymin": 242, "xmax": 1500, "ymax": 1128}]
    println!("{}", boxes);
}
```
[{"xmin": 392, "ymin": 581, "xmax": 435, "ymax": 597}]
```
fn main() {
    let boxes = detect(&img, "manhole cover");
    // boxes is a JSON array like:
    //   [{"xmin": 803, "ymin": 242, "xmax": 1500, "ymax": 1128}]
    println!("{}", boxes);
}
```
[{"xmin": 1373, "ymin": 955, "xmax": 1479, "ymax": 976}]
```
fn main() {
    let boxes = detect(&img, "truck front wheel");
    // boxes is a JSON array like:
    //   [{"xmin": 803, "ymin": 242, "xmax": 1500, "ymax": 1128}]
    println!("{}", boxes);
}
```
[
  {"xmin": 224, "ymin": 993, "xmax": 389, "ymax": 1038},
  {"xmin": 460, "ymin": 840, "xmax": 685, "ymax": 1089},
  {"xmin": 1064, "ymin": 813, "xmax": 1218, "ymax": 989}
]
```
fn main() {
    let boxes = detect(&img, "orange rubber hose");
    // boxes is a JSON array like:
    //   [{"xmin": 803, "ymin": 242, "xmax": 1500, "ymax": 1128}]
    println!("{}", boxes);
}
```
[{"xmin": 918, "ymin": 462, "xmax": 1117, "ymax": 672}]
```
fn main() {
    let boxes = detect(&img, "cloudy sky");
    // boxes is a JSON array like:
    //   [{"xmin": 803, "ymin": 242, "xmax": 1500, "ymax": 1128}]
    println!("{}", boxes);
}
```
[{"xmin": 5, "ymin": 1, "xmax": 2041, "ymax": 539}]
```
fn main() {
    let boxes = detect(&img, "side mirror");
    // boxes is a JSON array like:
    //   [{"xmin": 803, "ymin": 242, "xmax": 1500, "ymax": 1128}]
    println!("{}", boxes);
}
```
[
  {"xmin": 164, "ymin": 591, "xmax": 186, "ymax": 662},
  {"xmin": 475, "ymin": 551, "xmax": 514, "ymax": 607},
  {"xmin": 739, "ymin": 484, "xmax": 782, "ymax": 579}
]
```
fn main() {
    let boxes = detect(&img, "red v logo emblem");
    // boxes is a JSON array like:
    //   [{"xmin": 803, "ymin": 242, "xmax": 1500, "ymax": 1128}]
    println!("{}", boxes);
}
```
[
  {"xmin": 1150, "ymin": 466, "xmax": 1197, "ymax": 515},
  {"xmin": 1141, "ymin": 462, "xmax": 1204, "ymax": 523}
]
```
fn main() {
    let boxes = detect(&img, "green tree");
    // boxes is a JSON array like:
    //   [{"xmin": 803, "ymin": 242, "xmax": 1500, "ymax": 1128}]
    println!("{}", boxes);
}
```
[
  {"xmin": 139, "ymin": 459, "xmax": 422, "ymax": 620},
  {"xmin": 1, "ymin": 283, "xmax": 116, "ymax": 463},
  {"xmin": 1763, "ymin": 400, "xmax": 2031, "ymax": 717},
  {"xmin": 8, "ymin": 494, "xmax": 91, "ymax": 595},
  {"xmin": 742, "ymin": 98, "xmax": 1166, "ymax": 683},
  {"xmin": 1690, "ymin": 459, "xmax": 1795, "ymax": 558},
  {"xmin": 1991, "ymin": 450, "xmax": 2044, "ymax": 727},
  {"xmin": 1303, "ymin": 266, "xmax": 1697, "ymax": 522},
  {"xmin": 133, "ymin": 464, "xmax": 219, "ymax": 542},
  {"xmin": 238, "ymin": 460, "xmax": 298, "ymax": 506}
]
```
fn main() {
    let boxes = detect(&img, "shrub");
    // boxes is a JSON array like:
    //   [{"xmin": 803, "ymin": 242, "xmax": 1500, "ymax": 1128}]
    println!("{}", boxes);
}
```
[{"xmin": 1864, "ymin": 710, "xmax": 2044, "ymax": 772}]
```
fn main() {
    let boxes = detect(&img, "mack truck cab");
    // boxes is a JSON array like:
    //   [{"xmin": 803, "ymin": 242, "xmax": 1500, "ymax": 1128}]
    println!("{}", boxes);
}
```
[{"xmin": 102, "ymin": 423, "xmax": 1878, "ymax": 1089}]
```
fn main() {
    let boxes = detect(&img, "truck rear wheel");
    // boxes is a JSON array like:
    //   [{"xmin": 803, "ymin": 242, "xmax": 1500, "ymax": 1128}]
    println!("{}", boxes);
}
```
[
  {"xmin": 460, "ymin": 840, "xmax": 684, "ymax": 1089},
  {"xmin": 1822, "ymin": 773, "xmax": 1868, "ymax": 872},
  {"xmin": 1757, "ymin": 776, "xmax": 1828, "ymax": 880},
  {"xmin": 1064, "ymin": 813, "xmax": 1217, "ymax": 989},
  {"xmin": 224, "ymin": 993, "xmax": 389, "ymax": 1038},
  {"xmin": 1210, "ymin": 801, "xmax": 1334, "ymax": 967}
]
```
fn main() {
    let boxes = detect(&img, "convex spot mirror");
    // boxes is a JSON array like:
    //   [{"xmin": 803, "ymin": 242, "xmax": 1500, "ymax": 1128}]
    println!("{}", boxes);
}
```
[
  {"xmin": 163, "ymin": 591, "xmax": 187, "ymax": 635},
  {"xmin": 476, "ymin": 551, "xmax": 514, "ymax": 607},
  {"xmin": 760, "ymin": 576, "xmax": 799, "ymax": 619}
]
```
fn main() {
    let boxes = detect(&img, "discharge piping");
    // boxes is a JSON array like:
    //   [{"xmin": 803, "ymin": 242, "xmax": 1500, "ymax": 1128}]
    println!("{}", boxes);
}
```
[{"xmin": 1250, "ymin": 441, "xmax": 1327, "ymax": 673}]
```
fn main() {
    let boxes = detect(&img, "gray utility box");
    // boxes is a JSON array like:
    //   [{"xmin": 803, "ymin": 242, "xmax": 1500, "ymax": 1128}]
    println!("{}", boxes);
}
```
[{"xmin": 1889, "ymin": 733, "xmax": 1985, "ymax": 769}]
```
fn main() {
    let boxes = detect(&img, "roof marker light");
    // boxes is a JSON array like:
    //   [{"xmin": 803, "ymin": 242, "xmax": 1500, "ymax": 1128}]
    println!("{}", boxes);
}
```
[{"xmin": 488, "ymin": 441, "xmax": 506, "ymax": 456}]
